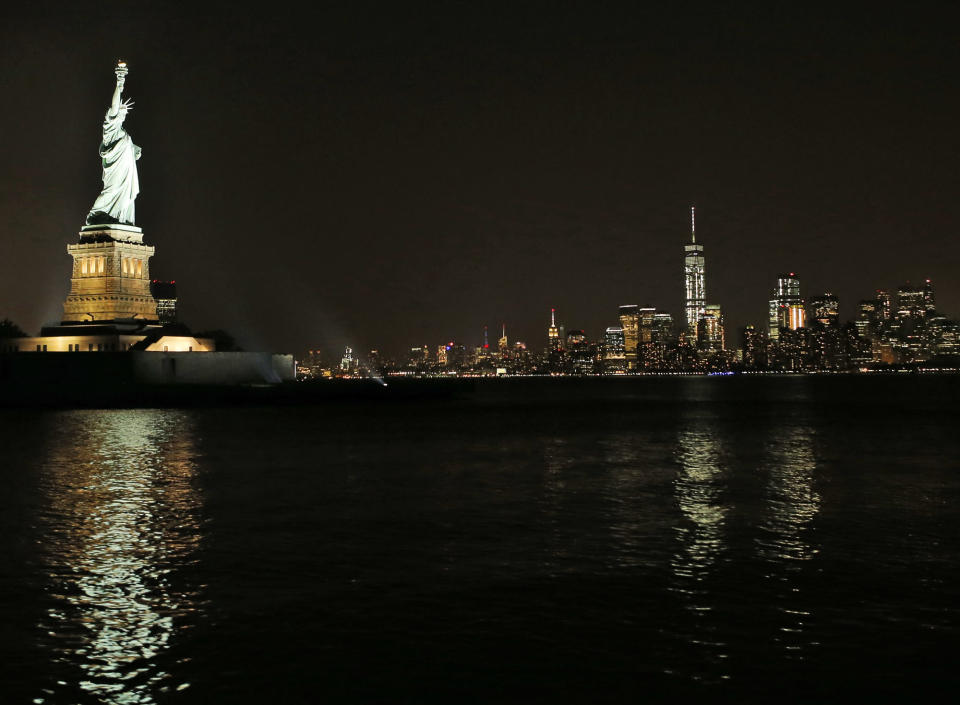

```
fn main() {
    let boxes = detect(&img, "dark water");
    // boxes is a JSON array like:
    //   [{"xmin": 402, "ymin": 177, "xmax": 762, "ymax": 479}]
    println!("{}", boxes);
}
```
[{"xmin": 2, "ymin": 376, "xmax": 959, "ymax": 703}]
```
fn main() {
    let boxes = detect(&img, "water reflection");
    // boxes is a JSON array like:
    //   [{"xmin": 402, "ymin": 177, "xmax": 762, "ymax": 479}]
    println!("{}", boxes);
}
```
[
  {"xmin": 35, "ymin": 410, "xmax": 202, "ymax": 704},
  {"xmin": 600, "ymin": 432, "xmax": 652, "ymax": 570},
  {"xmin": 669, "ymin": 419, "xmax": 730, "ymax": 680},
  {"xmin": 756, "ymin": 423, "xmax": 821, "ymax": 658},
  {"xmin": 540, "ymin": 436, "xmax": 574, "ymax": 568}
]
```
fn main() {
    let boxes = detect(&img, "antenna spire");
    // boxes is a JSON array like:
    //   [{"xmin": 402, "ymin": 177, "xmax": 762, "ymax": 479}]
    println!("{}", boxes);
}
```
[
  {"xmin": 691, "ymin": 206, "xmax": 696, "ymax": 243},
  {"xmin": 551, "ymin": 308, "xmax": 556, "ymax": 327}
]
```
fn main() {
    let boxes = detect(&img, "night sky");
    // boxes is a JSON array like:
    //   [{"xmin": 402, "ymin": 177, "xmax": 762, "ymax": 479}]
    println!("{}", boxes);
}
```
[{"xmin": 2, "ymin": 3, "xmax": 959, "ymax": 357}]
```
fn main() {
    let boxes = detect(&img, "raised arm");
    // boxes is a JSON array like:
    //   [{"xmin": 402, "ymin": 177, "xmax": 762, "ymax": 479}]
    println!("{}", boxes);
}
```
[{"xmin": 109, "ymin": 61, "xmax": 128, "ymax": 116}]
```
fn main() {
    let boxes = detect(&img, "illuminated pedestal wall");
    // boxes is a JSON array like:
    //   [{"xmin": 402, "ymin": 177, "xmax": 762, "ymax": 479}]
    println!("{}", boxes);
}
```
[{"xmin": 62, "ymin": 225, "xmax": 158, "ymax": 323}]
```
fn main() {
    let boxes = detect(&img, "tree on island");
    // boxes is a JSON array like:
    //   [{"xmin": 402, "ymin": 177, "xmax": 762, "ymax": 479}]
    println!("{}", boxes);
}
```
[{"xmin": 0, "ymin": 318, "xmax": 26, "ymax": 338}]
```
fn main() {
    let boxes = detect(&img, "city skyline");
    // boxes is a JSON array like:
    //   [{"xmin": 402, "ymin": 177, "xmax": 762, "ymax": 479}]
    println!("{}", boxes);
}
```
[
  {"xmin": 2, "ymin": 4, "xmax": 960, "ymax": 356},
  {"xmin": 307, "ymin": 269, "xmax": 957, "ymax": 375},
  {"xmin": 309, "ymin": 254, "xmax": 948, "ymax": 362}
]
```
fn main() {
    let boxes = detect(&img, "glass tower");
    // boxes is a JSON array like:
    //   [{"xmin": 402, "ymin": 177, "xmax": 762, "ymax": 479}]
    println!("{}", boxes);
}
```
[
  {"xmin": 684, "ymin": 207, "xmax": 706, "ymax": 337},
  {"xmin": 769, "ymin": 273, "xmax": 803, "ymax": 338},
  {"xmin": 618, "ymin": 305, "xmax": 640, "ymax": 369}
]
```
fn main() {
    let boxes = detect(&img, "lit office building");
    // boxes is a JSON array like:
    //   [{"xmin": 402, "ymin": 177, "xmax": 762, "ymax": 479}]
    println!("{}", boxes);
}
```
[
  {"xmin": 897, "ymin": 284, "xmax": 926, "ymax": 319},
  {"xmin": 408, "ymin": 346, "xmax": 428, "ymax": 369},
  {"xmin": 808, "ymin": 293, "xmax": 839, "ymax": 327},
  {"xmin": 769, "ymin": 273, "xmax": 803, "ymax": 338},
  {"xmin": 566, "ymin": 330, "xmax": 595, "ymax": 375},
  {"xmin": 876, "ymin": 289, "xmax": 893, "ymax": 320},
  {"xmin": 651, "ymin": 312, "xmax": 674, "ymax": 344},
  {"xmin": 768, "ymin": 299, "xmax": 781, "ymax": 341},
  {"xmin": 741, "ymin": 325, "xmax": 766, "ymax": 368},
  {"xmin": 923, "ymin": 279, "xmax": 936, "ymax": 313},
  {"xmin": 684, "ymin": 207, "xmax": 706, "ymax": 337},
  {"xmin": 149, "ymin": 280, "xmax": 177, "ymax": 324},
  {"xmin": 787, "ymin": 304, "xmax": 806, "ymax": 330},
  {"xmin": 932, "ymin": 319, "xmax": 960, "ymax": 356},
  {"xmin": 697, "ymin": 304, "xmax": 724, "ymax": 352},
  {"xmin": 602, "ymin": 326, "xmax": 627, "ymax": 374},
  {"xmin": 566, "ymin": 330, "xmax": 587, "ymax": 346},
  {"xmin": 619, "ymin": 305, "xmax": 640, "ymax": 369},
  {"xmin": 640, "ymin": 312, "xmax": 674, "ymax": 370},
  {"xmin": 340, "ymin": 346, "xmax": 354, "ymax": 372},
  {"xmin": 639, "ymin": 307, "xmax": 656, "ymax": 343},
  {"xmin": 855, "ymin": 299, "xmax": 880, "ymax": 339}
]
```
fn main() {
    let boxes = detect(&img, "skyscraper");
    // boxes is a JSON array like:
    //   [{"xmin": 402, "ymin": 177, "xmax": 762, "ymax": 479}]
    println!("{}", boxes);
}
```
[
  {"xmin": 638, "ymin": 307, "xmax": 656, "ymax": 343},
  {"xmin": 651, "ymin": 312, "xmax": 674, "ymax": 344},
  {"xmin": 876, "ymin": 290, "xmax": 893, "ymax": 321},
  {"xmin": 618, "ymin": 304, "xmax": 639, "ymax": 369},
  {"xmin": 741, "ymin": 325, "xmax": 766, "ymax": 368},
  {"xmin": 769, "ymin": 273, "xmax": 804, "ymax": 338},
  {"xmin": 602, "ymin": 326, "xmax": 626, "ymax": 374},
  {"xmin": 807, "ymin": 293, "xmax": 839, "ymax": 327},
  {"xmin": 897, "ymin": 283, "xmax": 925, "ymax": 318},
  {"xmin": 150, "ymin": 280, "xmax": 177, "ymax": 324},
  {"xmin": 855, "ymin": 299, "xmax": 880, "ymax": 340},
  {"xmin": 923, "ymin": 279, "xmax": 936, "ymax": 313},
  {"xmin": 547, "ymin": 308, "xmax": 561, "ymax": 351},
  {"xmin": 566, "ymin": 330, "xmax": 595, "ymax": 375},
  {"xmin": 697, "ymin": 304, "xmax": 724, "ymax": 352},
  {"xmin": 684, "ymin": 207, "xmax": 706, "ymax": 337}
]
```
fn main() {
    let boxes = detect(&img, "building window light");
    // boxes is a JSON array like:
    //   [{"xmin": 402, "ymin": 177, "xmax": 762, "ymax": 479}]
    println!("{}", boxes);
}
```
[
  {"xmin": 81, "ymin": 259, "xmax": 88, "ymax": 275},
  {"xmin": 136, "ymin": 260, "xmax": 143, "ymax": 277}
]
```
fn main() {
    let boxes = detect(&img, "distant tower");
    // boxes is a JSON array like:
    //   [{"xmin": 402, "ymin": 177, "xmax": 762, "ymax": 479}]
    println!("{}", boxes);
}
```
[
  {"xmin": 697, "ymin": 304, "xmax": 724, "ymax": 352},
  {"xmin": 602, "ymin": 327, "xmax": 627, "ymax": 374},
  {"xmin": 768, "ymin": 273, "xmax": 803, "ymax": 339},
  {"xmin": 483, "ymin": 325, "xmax": 489, "ymax": 350},
  {"xmin": 340, "ymin": 346, "xmax": 354, "ymax": 371},
  {"xmin": 684, "ymin": 206, "xmax": 706, "ymax": 337},
  {"xmin": 807, "ymin": 293, "xmax": 840, "ymax": 327},
  {"xmin": 547, "ymin": 308, "xmax": 561, "ymax": 351},
  {"xmin": 876, "ymin": 289, "xmax": 893, "ymax": 320},
  {"xmin": 896, "ymin": 283, "xmax": 925, "ymax": 319},
  {"xmin": 618, "ymin": 305, "xmax": 639, "ymax": 369},
  {"xmin": 498, "ymin": 324, "xmax": 508, "ymax": 357},
  {"xmin": 923, "ymin": 279, "xmax": 936, "ymax": 313},
  {"xmin": 150, "ymin": 280, "xmax": 178, "ymax": 324}
]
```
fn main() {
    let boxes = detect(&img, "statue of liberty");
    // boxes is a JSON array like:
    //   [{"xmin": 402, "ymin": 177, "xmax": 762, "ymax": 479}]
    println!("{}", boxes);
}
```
[{"xmin": 86, "ymin": 62, "xmax": 141, "ymax": 226}]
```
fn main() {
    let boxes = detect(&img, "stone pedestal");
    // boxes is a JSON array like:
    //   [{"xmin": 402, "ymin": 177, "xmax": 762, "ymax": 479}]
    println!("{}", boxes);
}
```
[{"xmin": 61, "ymin": 225, "xmax": 158, "ymax": 323}]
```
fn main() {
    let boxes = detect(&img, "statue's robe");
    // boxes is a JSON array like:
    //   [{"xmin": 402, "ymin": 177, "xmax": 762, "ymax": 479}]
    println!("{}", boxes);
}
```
[{"xmin": 86, "ymin": 109, "xmax": 140, "ymax": 226}]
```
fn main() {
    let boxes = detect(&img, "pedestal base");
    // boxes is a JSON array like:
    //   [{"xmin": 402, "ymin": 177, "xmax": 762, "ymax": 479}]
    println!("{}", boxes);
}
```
[{"xmin": 62, "ymin": 226, "xmax": 157, "ymax": 323}]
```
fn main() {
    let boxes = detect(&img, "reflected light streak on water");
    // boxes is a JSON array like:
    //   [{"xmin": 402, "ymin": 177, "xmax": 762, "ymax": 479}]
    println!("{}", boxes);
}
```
[
  {"xmin": 669, "ymin": 420, "xmax": 730, "ymax": 682},
  {"xmin": 757, "ymin": 423, "xmax": 822, "ymax": 659},
  {"xmin": 34, "ymin": 410, "xmax": 202, "ymax": 704}
]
